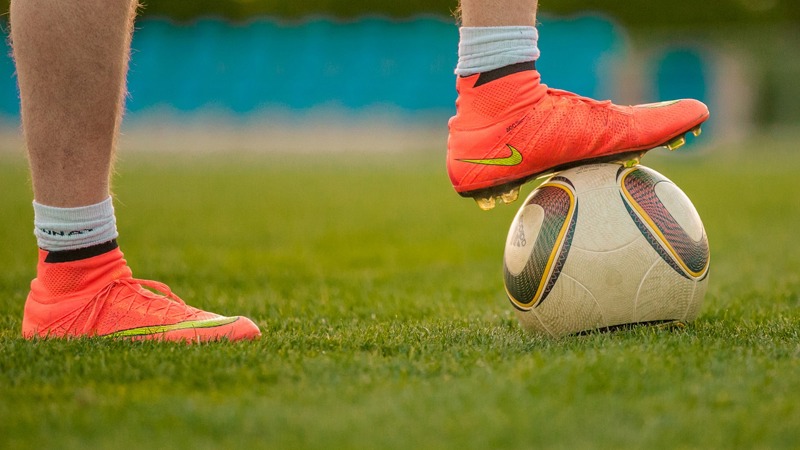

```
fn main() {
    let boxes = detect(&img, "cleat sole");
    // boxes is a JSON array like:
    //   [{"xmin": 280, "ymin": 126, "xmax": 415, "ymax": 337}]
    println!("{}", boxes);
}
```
[
  {"xmin": 621, "ymin": 152, "xmax": 644, "ymax": 168},
  {"xmin": 665, "ymin": 135, "xmax": 686, "ymax": 151},
  {"xmin": 474, "ymin": 195, "xmax": 496, "ymax": 211},
  {"xmin": 461, "ymin": 150, "xmax": 650, "ymax": 210},
  {"xmin": 459, "ymin": 124, "xmax": 706, "ymax": 210},
  {"xmin": 664, "ymin": 125, "xmax": 703, "ymax": 152},
  {"xmin": 501, "ymin": 186, "xmax": 520, "ymax": 204},
  {"xmin": 472, "ymin": 184, "xmax": 523, "ymax": 211}
]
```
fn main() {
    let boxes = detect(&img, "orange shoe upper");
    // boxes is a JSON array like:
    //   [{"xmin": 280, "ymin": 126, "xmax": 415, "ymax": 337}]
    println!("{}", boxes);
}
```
[
  {"xmin": 23, "ymin": 246, "xmax": 260, "ymax": 341},
  {"xmin": 447, "ymin": 66, "xmax": 709, "ymax": 194}
]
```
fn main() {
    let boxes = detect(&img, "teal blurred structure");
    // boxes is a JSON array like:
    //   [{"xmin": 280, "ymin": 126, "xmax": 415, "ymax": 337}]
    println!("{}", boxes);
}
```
[
  {"xmin": 125, "ymin": 17, "xmax": 459, "ymax": 114},
  {"xmin": 0, "ymin": 15, "xmax": 712, "ymax": 126},
  {"xmin": 122, "ymin": 16, "xmax": 626, "ymax": 116}
]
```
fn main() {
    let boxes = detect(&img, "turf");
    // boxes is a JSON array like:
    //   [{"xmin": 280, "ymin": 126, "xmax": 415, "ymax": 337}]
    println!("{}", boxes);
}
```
[{"xmin": 1, "ymin": 132, "xmax": 799, "ymax": 449}]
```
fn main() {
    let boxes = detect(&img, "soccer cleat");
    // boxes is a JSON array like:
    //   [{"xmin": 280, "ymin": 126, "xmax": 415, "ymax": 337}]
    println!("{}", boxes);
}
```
[
  {"xmin": 22, "ymin": 241, "xmax": 261, "ymax": 342},
  {"xmin": 447, "ymin": 61, "xmax": 710, "ymax": 210}
]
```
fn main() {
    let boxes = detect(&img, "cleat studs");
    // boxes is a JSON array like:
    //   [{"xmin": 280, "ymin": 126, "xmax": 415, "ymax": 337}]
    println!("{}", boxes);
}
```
[
  {"xmin": 501, "ymin": 187, "xmax": 520, "ymax": 204},
  {"xmin": 623, "ymin": 156, "xmax": 640, "ymax": 168},
  {"xmin": 614, "ymin": 151, "xmax": 644, "ymax": 168},
  {"xmin": 474, "ymin": 196, "xmax": 496, "ymax": 210},
  {"xmin": 691, "ymin": 126, "xmax": 702, "ymax": 137},
  {"xmin": 472, "ymin": 186, "xmax": 520, "ymax": 209},
  {"xmin": 666, "ymin": 135, "xmax": 686, "ymax": 151}
]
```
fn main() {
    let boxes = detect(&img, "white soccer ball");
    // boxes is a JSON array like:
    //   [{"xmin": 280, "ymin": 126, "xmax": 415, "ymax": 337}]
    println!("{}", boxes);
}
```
[{"xmin": 503, "ymin": 163, "xmax": 709, "ymax": 337}]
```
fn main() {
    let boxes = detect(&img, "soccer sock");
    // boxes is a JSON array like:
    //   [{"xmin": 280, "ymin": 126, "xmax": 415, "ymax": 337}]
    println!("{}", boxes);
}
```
[
  {"xmin": 33, "ymin": 197, "xmax": 119, "ymax": 255},
  {"xmin": 455, "ymin": 26, "xmax": 540, "ymax": 77}
]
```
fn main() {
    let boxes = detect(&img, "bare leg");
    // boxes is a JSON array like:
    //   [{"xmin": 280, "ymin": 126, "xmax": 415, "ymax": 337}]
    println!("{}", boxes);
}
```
[
  {"xmin": 11, "ymin": 0, "xmax": 138, "ymax": 208},
  {"xmin": 458, "ymin": 0, "xmax": 538, "ymax": 27}
]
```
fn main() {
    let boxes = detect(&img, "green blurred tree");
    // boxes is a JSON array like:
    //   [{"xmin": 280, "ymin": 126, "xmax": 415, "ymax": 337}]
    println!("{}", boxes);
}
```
[{"xmin": 0, "ymin": 0, "xmax": 797, "ymax": 26}]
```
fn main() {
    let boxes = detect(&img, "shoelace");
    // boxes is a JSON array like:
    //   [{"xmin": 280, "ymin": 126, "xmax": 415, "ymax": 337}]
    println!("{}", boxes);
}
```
[
  {"xmin": 81, "ymin": 278, "xmax": 188, "ymax": 335},
  {"xmin": 547, "ymin": 88, "xmax": 612, "ymax": 108}
]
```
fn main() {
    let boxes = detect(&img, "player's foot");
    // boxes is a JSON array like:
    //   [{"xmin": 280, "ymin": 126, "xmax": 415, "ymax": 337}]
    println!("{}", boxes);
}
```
[
  {"xmin": 447, "ymin": 61, "xmax": 709, "ymax": 210},
  {"xmin": 22, "ymin": 241, "xmax": 261, "ymax": 342}
]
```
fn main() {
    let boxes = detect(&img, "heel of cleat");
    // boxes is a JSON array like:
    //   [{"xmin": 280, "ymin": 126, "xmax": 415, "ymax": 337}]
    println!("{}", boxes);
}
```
[
  {"xmin": 500, "ymin": 187, "xmax": 520, "ymax": 204},
  {"xmin": 470, "ymin": 185, "xmax": 522, "ymax": 210},
  {"xmin": 474, "ymin": 195, "xmax": 496, "ymax": 211}
]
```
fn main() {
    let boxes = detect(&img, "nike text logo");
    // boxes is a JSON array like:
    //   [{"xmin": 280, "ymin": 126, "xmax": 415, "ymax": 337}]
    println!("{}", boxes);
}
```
[{"xmin": 457, "ymin": 144, "xmax": 523, "ymax": 166}]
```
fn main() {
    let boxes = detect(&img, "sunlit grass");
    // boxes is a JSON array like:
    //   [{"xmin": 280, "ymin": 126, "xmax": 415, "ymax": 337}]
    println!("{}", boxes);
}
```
[{"xmin": 1, "ymin": 133, "xmax": 798, "ymax": 449}]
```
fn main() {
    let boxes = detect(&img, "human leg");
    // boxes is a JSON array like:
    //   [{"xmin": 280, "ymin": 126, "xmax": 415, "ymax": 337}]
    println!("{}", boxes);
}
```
[
  {"xmin": 449, "ymin": 0, "xmax": 709, "ymax": 210},
  {"xmin": 11, "ymin": 0, "xmax": 260, "ymax": 341},
  {"xmin": 12, "ymin": 0, "xmax": 134, "ymax": 208},
  {"xmin": 457, "ymin": 0, "xmax": 537, "ymax": 26}
]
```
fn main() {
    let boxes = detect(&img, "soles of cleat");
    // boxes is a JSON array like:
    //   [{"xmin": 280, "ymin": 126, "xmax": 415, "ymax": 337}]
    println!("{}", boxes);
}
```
[
  {"xmin": 666, "ymin": 125, "xmax": 702, "ymax": 151},
  {"xmin": 463, "ymin": 125, "xmax": 704, "ymax": 210},
  {"xmin": 473, "ymin": 185, "xmax": 521, "ymax": 211}
]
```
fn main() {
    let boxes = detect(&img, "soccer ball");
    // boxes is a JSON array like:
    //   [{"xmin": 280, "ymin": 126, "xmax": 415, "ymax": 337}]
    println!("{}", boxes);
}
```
[{"xmin": 503, "ymin": 163, "xmax": 709, "ymax": 337}]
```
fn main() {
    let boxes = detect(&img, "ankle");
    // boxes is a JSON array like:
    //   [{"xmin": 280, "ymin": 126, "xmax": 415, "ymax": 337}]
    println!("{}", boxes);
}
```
[
  {"xmin": 34, "ymin": 241, "xmax": 131, "ymax": 299},
  {"xmin": 455, "ymin": 26, "xmax": 539, "ymax": 77},
  {"xmin": 33, "ymin": 197, "xmax": 119, "ymax": 252}
]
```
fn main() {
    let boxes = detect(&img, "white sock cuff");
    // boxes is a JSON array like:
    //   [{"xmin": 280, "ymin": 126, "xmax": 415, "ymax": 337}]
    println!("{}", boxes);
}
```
[
  {"xmin": 455, "ymin": 26, "xmax": 540, "ymax": 76},
  {"xmin": 33, "ymin": 197, "xmax": 119, "ymax": 252}
]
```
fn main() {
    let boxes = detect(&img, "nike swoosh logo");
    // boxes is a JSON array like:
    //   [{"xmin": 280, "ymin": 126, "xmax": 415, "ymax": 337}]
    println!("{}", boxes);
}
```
[
  {"xmin": 102, "ymin": 316, "xmax": 240, "ymax": 338},
  {"xmin": 458, "ymin": 144, "xmax": 523, "ymax": 166}
]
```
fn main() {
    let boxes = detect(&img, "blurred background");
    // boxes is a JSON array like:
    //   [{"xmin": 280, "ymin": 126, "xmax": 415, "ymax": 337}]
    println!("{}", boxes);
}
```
[{"xmin": 0, "ymin": 0, "xmax": 798, "ymax": 152}]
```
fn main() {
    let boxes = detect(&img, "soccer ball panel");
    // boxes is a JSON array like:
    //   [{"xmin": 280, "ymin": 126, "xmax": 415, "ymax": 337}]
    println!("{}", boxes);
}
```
[
  {"xmin": 515, "ymin": 272, "xmax": 604, "ymax": 337},
  {"xmin": 620, "ymin": 166, "xmax": 710, "ymax": 280},
  {"xmin": 504, "ymin": 203, "xmax": 545, "ymax": 276},
  {"xmin": 564, "ymin": 239, "xmax": 656, "ymax": 327},
  {"xmin": 570, "ymin": 186, "xmax": 641, "ymax": 252},
  {"xmin": 503, "ymin": 182, "xmax": 577, "ymax": 311},
  {"xmin": 655, "ymin": 182, "xmax": 704, "ymax": 242},
  {"xmin": 634, "ymin": 257, "xmax": 707, "ymax": 323}
]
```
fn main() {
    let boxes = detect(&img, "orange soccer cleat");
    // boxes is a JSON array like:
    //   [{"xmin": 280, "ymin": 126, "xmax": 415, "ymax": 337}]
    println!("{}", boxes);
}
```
[
  {"xmin": 22, "ymin": 241, "xmax": 261, "ymax": 342},
  {"xmin": 447, "ymin": 62, "xmax": 709, "ymax": 210}
]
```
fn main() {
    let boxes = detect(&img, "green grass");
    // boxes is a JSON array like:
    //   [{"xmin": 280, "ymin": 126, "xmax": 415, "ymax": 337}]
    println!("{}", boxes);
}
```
[{"xmin": 1, "ymin": 132, "xmax": 799, "ymax": 449}]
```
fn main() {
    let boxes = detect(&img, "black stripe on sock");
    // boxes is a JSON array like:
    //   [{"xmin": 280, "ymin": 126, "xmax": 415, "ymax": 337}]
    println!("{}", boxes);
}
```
[
  {"xmin": 472, "ymin": 61, "xmax": 536, "ymax": 87},
  {"xmin": 44, "ymin": 239, "xmax": 119, "ymax": 263}
]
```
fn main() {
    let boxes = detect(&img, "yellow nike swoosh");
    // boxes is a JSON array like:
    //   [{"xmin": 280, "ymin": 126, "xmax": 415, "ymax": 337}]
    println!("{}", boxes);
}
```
[
  {"xmin": 458, "ymin": 144, "xmax": 523, "ymax": 166},
  {"xmin": 102, "ymin": 316, "xmax": 240, "ymax": 338}
]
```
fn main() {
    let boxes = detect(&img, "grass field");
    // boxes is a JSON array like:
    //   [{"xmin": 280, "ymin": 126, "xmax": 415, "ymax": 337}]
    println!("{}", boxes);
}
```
[{"xmin": 1, "ymin": 131, "xmax": 799, "ymax": 449}]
